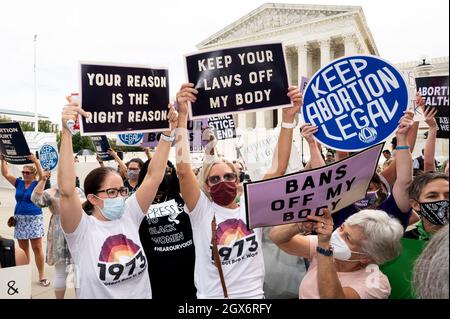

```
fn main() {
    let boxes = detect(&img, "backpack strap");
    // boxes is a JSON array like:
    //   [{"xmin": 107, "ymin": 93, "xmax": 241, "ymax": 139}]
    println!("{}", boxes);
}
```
[{"xmin": 0, "ymin": 238, "xmax": 16, "ymax": 268}]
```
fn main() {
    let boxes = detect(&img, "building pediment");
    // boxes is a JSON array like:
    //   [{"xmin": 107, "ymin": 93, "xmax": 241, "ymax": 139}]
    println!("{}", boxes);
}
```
[{"xmin": 198, "ymin": 3, "xmax": 361, "ymax": 48}]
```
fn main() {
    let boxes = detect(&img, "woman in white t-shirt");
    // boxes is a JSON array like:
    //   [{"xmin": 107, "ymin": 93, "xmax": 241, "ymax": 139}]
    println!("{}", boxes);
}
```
[
  {"xmin": 57, "ymin": 97, "xmax": 178, "ymax": 299},
  {"xmin": 174, "ymin": 83, "xmax": 302, "ymax": 299}
]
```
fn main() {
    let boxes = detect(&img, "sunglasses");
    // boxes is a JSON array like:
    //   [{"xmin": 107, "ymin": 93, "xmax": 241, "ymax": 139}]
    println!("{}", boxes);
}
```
[
  {"xmin": 22, "ymin": 171, "xmax": 33, "ymax": 175},
  {"xmin": 207, "ymin": 173, "xmax": 237, "ymax": 185},
  {"xmin": 96, "ymin": 187, "xmax": 129, "ymax": 198}
]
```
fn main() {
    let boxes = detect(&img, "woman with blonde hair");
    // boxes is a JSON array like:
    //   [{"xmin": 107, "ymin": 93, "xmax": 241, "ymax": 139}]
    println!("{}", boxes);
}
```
[
  {"xmin": 175, "ymin": 83, "xmax": 302, "ymax": 299},
  {"xmin": 1, "ymin": 153, "xmax": 49, "ymax": 286}
]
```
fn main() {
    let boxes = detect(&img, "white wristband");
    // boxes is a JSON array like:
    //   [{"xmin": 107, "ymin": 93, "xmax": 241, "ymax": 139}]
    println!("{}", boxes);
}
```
[
  {"xmin": 160, "ymin": 132, "xmax": 175, "ymax": 143},
  {"xmin": 281, "ymin": 120, "xmax": 296, "ymax": 129}
]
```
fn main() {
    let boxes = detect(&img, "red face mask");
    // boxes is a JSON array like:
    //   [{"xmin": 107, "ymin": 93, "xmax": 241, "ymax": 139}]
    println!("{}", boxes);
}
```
[{"xmin": 210, "ymin": 181, "xmax": 237, "ymax": 206}]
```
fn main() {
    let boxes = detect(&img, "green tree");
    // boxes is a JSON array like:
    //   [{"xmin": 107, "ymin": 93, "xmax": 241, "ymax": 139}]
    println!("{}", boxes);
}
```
[
  {"xmin": 108, "ymin": 138, "xmax": 143, "ymax": 152},
  {"xmin": 38, "ymin": 120, "xmax": 54, "ymax": 133},
  {"xmin": 0, "ymin": 115, "xmax": 11, "ymax": 123},
  {"xmin": 71, "ymin": 132, "xmax": 95, "ymax": 153},
  {"xmin": 20, "ymin": 122, "xmax": 35, "ymax": 131}
]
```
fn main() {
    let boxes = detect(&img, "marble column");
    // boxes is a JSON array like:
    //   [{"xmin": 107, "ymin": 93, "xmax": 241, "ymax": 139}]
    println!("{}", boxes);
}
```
[
  {"xmin": 344, "ymin": 34, "xmax": 358, "ymax": 56},
  {"xmin": 297, "ymin": 42, "xmax": 308, "ymax": 78},
  {"xmin": 320, "ymin": 39, "xmax": 332, "ymax": 68}
]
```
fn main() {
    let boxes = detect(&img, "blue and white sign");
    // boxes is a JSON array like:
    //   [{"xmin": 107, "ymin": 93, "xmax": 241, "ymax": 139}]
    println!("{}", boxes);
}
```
[
  {"xmin": 117, "ymin": 133, "xmax": 144, "ymax": 146},
  {"xmin": 39, "ymin": 144, "xmax": 59, "ymax": 171},
  {"xmin": 302, "ymin": 55, "xmax": 409, "ymax": 151}
]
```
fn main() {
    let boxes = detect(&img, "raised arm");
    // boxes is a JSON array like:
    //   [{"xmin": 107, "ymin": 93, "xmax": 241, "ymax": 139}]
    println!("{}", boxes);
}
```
[
  {"xmin": 392, "ymin": 110, "xmax": 415, "ymax": 213},
  {"xmin": 0, "ymin": 155, "xmax": 17, "ymax": 186},
  {"xmin": 175, "ymin": 83, "xmax": 201, "ymax": 212},
  {"xmin": 135, "ymin": 104, "xmax": 178, "ymax": 213},
  {"xmin": 422, "ymin": 106, "xmax": 438, "ymax": 172},
  {"xmin": 263, "ymin": 86, "xmax": 302, "ymax": 180},
  {"xmin": 300, "ymin": 123, "xmax": 325, "ymax": 169},
  {"xmin": 269, "ymin": 223, "xmax": 311, "ymax": 257},
  {"xmin": 58, "ymin": 98, "xmax": 91, "ymax": 233},
  {"xmin": 31, "ymin": 170, "xmax": 51, "ymax": 208},
  {"xmin": 107, "ymin": 148, "xmax": 127, "ymax": 177}
]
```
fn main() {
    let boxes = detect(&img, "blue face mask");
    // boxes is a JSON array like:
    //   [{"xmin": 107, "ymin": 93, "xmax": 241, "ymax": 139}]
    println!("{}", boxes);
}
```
[{"xmin": 95, "ymin": 196, "xmax": 126, "ymax": 220}]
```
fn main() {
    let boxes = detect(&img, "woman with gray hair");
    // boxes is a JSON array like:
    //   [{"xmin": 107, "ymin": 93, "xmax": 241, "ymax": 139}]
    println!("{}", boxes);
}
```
[
  {"xmin": 270, "ymin": 209, "xmax": 404, "ymax": 299},
  {"xmin": 413, "ymin": 225, "xmax": 449, "ymax": 299}
]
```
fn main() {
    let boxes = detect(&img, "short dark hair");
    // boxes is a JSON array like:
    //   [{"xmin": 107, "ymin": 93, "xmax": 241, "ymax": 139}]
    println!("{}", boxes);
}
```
[
  {"xmin": 82, "ymin": 167, "xmax": 120, "ymax": 213},
  {"xmin": 126, "ymin": 158, "xmax": 144, "ymax": 169},
  {"xmin": 408, "ymin": 172, "xmax": 449, "ymax": 200},
  {"xmin": 383, "ymin": 150, "xmax": 391, "ymax": 155}
]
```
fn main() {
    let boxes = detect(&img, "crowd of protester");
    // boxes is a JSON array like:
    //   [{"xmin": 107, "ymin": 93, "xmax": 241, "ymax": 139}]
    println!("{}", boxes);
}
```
[{"xmin": 0, "ymin": 83, "xmax": 448, "ymax": 300}]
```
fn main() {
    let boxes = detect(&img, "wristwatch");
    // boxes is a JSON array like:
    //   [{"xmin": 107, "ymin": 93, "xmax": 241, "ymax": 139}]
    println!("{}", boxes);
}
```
[{"xmin": 316, "ymin": 245, "xmax": 333, "ymax": 257}]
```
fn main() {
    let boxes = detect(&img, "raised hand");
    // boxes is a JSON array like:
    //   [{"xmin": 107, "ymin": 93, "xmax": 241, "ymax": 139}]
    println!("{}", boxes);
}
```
[
  {"xmin": 167, "ymin": 103, "xmax": 179, "ymax": 132},
  {"xmin": 176, "ymin": 83, "xmax": 198, "ymax": 116},
  {"xmin": 283, "ymin": 86, "xmax": 302, "ymax": 122},
  {"xmin": 306, "ymin": 208, "xmax": 334, "ymax": 244},
  {"xmin": 300, "ymin": 123, "xmax": 319, "ymax": 144}
]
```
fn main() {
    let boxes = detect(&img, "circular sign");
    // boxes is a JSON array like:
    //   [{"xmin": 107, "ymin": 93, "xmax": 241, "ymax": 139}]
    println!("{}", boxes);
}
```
[
  {"xmin": 39, "ymin": 144, "xmax": 59, "ymax": 171},
  {"xmin": 118, "ymin": 133, "xmax": 144, "ymax": 146},
  {"xmin": 302, "ymin": 55, "xmax": 409, "ymax": 151}
]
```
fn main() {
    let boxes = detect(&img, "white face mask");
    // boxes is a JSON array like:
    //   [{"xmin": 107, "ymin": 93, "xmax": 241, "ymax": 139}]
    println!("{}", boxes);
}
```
[{"xmin": 330, "ymin": 228, "xmax": 366, "ymax": 262}]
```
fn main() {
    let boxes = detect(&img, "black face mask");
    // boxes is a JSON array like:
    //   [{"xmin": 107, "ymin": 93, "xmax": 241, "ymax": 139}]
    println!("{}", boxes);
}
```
[{"xmin": 419, "ymin": 200, "xmax": 449, "ymax": 225}]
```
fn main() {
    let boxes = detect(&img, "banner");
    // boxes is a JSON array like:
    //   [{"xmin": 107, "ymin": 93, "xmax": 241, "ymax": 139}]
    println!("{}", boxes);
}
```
[
  {"xmin": 141, "ymin": 119, "xmax": 210, "ymax": 152},
  {"xmin": 416, "ymin": 76, "xmax": 449, "ymax": 139},
  {"xmin": 38, "ymin": 144, "xmax": 59, "ymax": 171},
  {"xmin": 79, "ymin": 62, "xmax": 170, "ymax": 135},
  {"xmin": 302, "ymin": 55, "xmax": 409, "ymax": 151},
  {"xmin": 91, "ymin": 136, "xmax": 114, "ymax": 161},
  {"xmin": 0, "ymin": 265, "xmax": 31, "ymax": 299},
  {"xmin": 240, "ymin": 129, "xmax": 303, "ymax": 181},
  {"xmin": 0, "ymin": 122, "xmax": 32, "ymax": 165},
  {"xmin": 185, "ymin": 42, "xmax": 291, "ymax": 119},
  {"xmin": 244, "ymin": 143, "xmax": 383, "ymax": 228},
  {"xmin": 116, "ymin": 133, "xmax": 144, "ymax": 147},
  {"xmin": 208, "ymin": 115, "xmax": 236, "ymax": 140}
]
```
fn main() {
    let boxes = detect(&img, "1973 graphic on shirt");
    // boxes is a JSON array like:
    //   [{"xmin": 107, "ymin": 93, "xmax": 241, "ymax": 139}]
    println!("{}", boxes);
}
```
[
  {"xmin": 97, "ymin": 234, "xmax": 147, "ymax": 285},
  {"xmin": 211, "ymin": 219, "xmax": 259, "ymax": 266}
]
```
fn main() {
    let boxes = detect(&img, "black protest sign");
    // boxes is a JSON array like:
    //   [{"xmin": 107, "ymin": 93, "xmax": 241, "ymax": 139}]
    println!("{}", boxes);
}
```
[
  {"xmin": 185, "ymin": 42, "xmax": 291, "ymax": 119},
  {"xmin": 416, "ymin": 76, "xmax": 449, "ymax": 139},
  {"xmin": 79, "ymin": 62, "xmax": 170, "ymax": 135},
  {"xmin": 0, "ymin": 122, "xmax": 32, "ymax": 165},
  {"xmin": 91, "ymin": 136, "xmax": 114, "ymax": 161},
  {"xmin": 208, "ymin": 115, "xmax": 236, "ymax": 140}
]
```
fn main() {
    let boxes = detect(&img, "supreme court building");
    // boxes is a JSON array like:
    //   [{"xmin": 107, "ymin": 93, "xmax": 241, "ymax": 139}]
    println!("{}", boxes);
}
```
[{"xmin": 197, "ymin": 3, "xmax": 449, "ymax": 163}]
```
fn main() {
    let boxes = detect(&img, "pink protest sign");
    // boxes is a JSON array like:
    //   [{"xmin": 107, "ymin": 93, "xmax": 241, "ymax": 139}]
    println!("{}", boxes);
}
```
[{"xmin": 244, "ymin": 143, "xmax": 383, "ymax": 229}]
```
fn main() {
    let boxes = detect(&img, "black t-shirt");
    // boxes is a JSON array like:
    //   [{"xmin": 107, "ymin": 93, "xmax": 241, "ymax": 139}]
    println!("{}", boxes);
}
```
[
  {"xmin": 138, "ymin": 193, "xmax": 196, "ymax": 299},
  {"xmin": 124, "ymin": 180, "xmax": 138, "ymax": 195}
]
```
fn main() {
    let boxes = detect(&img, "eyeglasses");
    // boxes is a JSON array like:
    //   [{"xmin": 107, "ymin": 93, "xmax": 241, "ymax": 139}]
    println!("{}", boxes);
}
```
[
  {"xmin": 96, "ymin": 187, "xmax": 129, "ymax": 198},
  {"xmin": 207, "ymin": 173, "xmax": 237, "ymax": 185},
  {"xmin": 22, "ymin": 171, "xmax": 33, "ymax": 175}
]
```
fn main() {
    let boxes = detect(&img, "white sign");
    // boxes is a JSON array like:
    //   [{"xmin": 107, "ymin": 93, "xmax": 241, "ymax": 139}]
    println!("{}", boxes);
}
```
[
  {"xmin": 241, "ymin": 130, "xmax": 303, "ymax": 181},
  {"xmin": 146, "ymin": 199, "xmax": 181, "ymax": 222},
  {"xmin": 0, "ymin": 265, "xmax": 31, "ymax": 299}
]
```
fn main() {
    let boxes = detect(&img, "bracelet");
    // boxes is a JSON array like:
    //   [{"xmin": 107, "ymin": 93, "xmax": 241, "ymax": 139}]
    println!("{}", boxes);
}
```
[
  {"xmin": 395, "ymin": 145, "xmax": 410, "ymax": 150},
  {"xmin": 281, "ymin": 120, "xmax": 297, "ymax": 129},
  {"xmin": 160, "ymin": 132, "xmax": 175, "ymax": 143}
]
